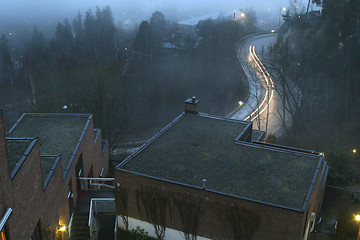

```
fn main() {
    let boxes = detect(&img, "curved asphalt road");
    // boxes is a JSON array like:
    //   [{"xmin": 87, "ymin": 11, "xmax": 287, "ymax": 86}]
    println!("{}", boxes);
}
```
[{"xmin": 227, "ymin": 33, "xmax": 290, "ymax": 137}]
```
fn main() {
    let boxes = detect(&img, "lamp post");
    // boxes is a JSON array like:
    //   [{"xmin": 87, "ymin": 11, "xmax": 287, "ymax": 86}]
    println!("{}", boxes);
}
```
[
  {"xmin": 355, "ymin": 215, "xmax": 360, "ymax": 240},
  {"xmin": 279, "ymin": 7, "xmax": 286, "ymax": 29}
]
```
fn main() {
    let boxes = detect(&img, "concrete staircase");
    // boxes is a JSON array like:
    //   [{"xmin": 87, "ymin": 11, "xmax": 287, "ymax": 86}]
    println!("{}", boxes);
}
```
[{"xmin": 70, "ymin": 212, "xmax": 91, "ymax": 240}]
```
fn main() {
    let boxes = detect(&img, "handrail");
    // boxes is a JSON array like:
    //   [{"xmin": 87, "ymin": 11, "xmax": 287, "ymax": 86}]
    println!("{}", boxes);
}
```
[
  {"xmin": 78, "ymin": 177, "xmax": 114, "ymax": 181},
  {"xmin": 88, "ymin": 200, "xmax": 94, "ymax": 227},
  {"xmin": 0, "ymin": 208, "xmax": 12, "ymax": 231},
  {"xmin": 78, "ymin": 177, "xmax": 115, "ymax": 191},
  {"xmin": 114, "ymin": 216, "xmax": 118, "ymax": 240},
  {"xmin": 88, "ymin": 198, "xmax": 116, "ymax": 226}
]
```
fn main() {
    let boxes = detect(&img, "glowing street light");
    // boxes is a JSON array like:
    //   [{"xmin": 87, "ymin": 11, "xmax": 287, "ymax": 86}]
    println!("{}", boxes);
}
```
[
  {"xmin": 355, "ymin": 215, "xmax": 360, "ymax": 240},
  {"xmin": 238, "ymin": 101, "xmax": 244, "ymax": 106},
  {"xmin": 353, "ymin": 149, "xmax": 357, "ymax": 154},
  {"xmin": 58, "ymin": 225, "xmax": 66, "ymax": 232},
  {"xmin": 240, "ymin": 12, "xmax": 246, "ymax": 18}
]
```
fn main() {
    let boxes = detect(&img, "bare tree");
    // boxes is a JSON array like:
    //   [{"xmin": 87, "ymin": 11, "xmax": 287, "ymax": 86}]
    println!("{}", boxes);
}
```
[
  {"xmin": 172, "ymin": 193, "xmax": 205, "ymax": 240},
  {"xmin": 136, "ymin": 185, "xmax": 171, "ymax": 240},
  {"xmin": 223, "ymin": 204, "xmax": 261, "ymax": 240},
  {"xmin": 115, "ymin": 186, "xmax": 129, "ymax": 230},
  {"xmin": 265, "ymin": 38, "xmax": 305, "ymax": 134}
]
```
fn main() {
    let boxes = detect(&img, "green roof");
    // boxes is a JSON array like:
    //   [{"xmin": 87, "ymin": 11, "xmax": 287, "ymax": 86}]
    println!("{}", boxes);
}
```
[
  {"xmin": 7, "ymin": 139, "xmax": 33, "ymax": 172},
  {"xmin": 41, "ymin": 156, "xmax": 58, "ymax": 181},
  {"xmin": 8, "ymin": 114, "xmax": 91, "ymax": 170},
  {"xmin": 119, "ymin": 113, "xmax": 321, "ymax": 210}
]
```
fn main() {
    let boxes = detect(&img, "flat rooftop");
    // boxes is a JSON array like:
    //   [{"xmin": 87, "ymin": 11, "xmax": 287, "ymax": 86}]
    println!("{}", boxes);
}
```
[
  {"xmin": 7, "ymin": 139, "xmax": 33, "ymax": 172},
  {"xmin": 8, "ymin": 114, "xmax": 91, "ymax": 170},
  {"xmin": 119, "ymin": 113, "xmax": 321, "ymax": 210}
]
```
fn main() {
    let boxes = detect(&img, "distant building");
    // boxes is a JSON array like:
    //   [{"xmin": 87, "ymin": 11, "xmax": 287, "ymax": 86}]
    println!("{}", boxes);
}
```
[
  {"xmin": 115, "ymin": 97, "xmax": 328, "ymax": 240},
  {"xmin": 178, "ymin": 13, "xmax": 230, "ymax": 35},
  {"xmin": 0, "ymin": 111, "xmax": 109, "ymax": 239}
]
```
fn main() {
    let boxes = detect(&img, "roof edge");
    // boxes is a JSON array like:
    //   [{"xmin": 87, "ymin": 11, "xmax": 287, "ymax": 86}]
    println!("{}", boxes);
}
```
[
  {"xmin": 63, "ymin": 115, "xmax": 92, "ymax": 180},
  {"xmin": 115, "ymin": 113, "xmax": 185, "ymax": 170},
  {"xmin": 11, "ymin": 138, "xmax": 38, "ymax": 179},
  {"xmin": 236, "ymin": 141, "xmax": 322, "ymax": 158},
  {"xmin": 252, "ymin": 141, "xmax": 321, "ymax": 156},
  {"xmin": 43, "ymin": 155, "xmax": 62, "ymax": 190},
  {"xmin": 301, "ymin": 156, "xmax": 325, "ymax": 211}
]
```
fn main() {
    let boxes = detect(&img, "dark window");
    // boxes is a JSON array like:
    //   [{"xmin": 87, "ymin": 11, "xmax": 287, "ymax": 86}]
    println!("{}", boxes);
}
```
[{"xmin": 30, "ymin": 220, "xmax": 42, "ymax": 240}]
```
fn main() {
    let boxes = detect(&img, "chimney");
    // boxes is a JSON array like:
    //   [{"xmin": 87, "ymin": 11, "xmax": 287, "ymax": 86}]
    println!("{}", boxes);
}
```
[{"xmin": 185, "ymin": 96, "xmax": 200, "ymax": 114}]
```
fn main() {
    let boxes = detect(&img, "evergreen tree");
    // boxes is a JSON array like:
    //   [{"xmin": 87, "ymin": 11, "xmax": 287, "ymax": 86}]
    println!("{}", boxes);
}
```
[
  {"xmin": 133, "ymin": 21, "xmax": 153, "ymax": 54},
  {"xmin": 84, "ymin": 9, "xmax": 98, "ymax": 61},
  {"xmin": 72, "ymin": 12, "xmax": 85, "ymax": 60},
  {"xmin": 149, "ymin": 11, "xmax": 167, "ymax": 51},
  {"xmin": 0, "ymin": 34, "xmax": 13, "ymax": 88},
  {"xmin": 54, "ymin": 19, "xmax": 73, "ymax": 56}
]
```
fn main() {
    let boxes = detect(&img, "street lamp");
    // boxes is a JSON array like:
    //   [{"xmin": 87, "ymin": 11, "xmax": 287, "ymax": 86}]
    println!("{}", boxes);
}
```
[
  {"xmin": 58, "ymin": 225, "xmax": 66, "ymax": 232},
  {"xmin": 355, "ymin": 215, "xmax": 360, "ymax": 240},
  {"xmin": 353, "ymin": 149, "xmax": 357, "ymax": 154},
  {"xmin": 238, "ymin": 101, "xmax": 244, "ymax": 106},
  {"xmin": 240, "ymin": 12, "xmax": 246, "ymax": 18}
]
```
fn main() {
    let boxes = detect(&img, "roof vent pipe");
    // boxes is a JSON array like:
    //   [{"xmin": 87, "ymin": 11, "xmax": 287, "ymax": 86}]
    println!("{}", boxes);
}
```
[{"xmin": 202, "ymin": 179, "xmax": 207, "ymax": 189}]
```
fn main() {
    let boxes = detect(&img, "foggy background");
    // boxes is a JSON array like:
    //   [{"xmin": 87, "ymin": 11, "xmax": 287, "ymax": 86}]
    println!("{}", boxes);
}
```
[{"xmin": 1, "ymin": 0, "xmax": 313, "ymax": 33}]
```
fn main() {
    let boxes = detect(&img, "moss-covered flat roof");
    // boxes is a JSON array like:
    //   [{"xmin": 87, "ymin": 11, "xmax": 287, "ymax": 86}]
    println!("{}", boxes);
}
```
[
  {"xmin": 119, "ymin": 113, "xmax": 321, "ymax": 210},
  {"xmin": 8, "ymin": 114, "xmax": 91, "ymax": 170},
  {"xmin": 7, "ymin": 139, "xmax": 33, "ymax": 172},
  {"xmin": 41, "ymin": 156, "xmax": 57, "ymax": 181}
]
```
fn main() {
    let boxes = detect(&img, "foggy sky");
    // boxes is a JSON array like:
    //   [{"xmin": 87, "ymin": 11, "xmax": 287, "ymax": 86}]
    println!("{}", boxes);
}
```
[
  {"xmin": 1, "ymin": 0, "xmax": 308, "ymax": 22},
  {"xmin": 1, "ymin": 0, "xmax": 316, "ymax": 37}
]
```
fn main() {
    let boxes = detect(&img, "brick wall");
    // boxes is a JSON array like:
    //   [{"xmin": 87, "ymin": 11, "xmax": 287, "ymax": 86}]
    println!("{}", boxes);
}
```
[
  {"xmin": 301, "ymin": 159, "xmax": 328, "ymax": 237},
  {"xmin": 64, "ymin": 116, "xmax": 109, "ymax": 209},
  {"xmin": 116, "ymin": 171, "xmax": 307, "ymax": 240},
  {"xmin": 0, "ymin": 111, "xmax": 6, "ymax": 216},
  {"xmin": 42, "ymin": 157, "xmax": 66, "ymax": 238},
  {"xmin": 5, "ymin": 141, "xmax": 45, "ymax": 239},
  {"xmin": 0, "ymin": 113, "xmax": 109, "ymax": 239}
]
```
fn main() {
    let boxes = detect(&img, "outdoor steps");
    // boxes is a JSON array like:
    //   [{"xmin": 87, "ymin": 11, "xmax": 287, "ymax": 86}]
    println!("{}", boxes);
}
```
[{"xmin": 70, "ymin": 212, "xmax": 91, "ymax": 240}]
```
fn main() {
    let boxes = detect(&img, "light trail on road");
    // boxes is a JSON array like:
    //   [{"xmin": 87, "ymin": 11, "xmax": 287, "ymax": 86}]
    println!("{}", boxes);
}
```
[{"xmin": 244, "ymin": 46, "xmax": 275, "ymax": 122}]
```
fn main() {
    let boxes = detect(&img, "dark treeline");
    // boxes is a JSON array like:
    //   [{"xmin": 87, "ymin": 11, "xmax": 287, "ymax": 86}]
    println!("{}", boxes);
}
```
[
  {"xmin": 0, "ymin": 6, "xmax": 254, "ymax": 154},
  {"xmin": 269, "ymin": 0, "xmax": 360, "ymax": 186}
]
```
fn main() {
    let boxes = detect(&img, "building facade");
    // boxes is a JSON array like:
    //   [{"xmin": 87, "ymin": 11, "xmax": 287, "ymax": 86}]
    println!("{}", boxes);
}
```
[
  {"xmin": 0, "ymin": 111, "xmax": 109, "ymax": 239},
  {"xmin": 115, "ymin": 98, "xmax": 328, "ymax": 240}
]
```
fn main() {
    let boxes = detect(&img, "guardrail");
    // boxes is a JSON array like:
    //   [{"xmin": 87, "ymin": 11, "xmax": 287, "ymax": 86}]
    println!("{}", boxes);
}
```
[
  {"xmin": 78, "ymin": 177, "xmax": 115, "ymax": 191},
  {"xmin": 88, "ymin": 198, "xmax": 116, "ymax": 237}
]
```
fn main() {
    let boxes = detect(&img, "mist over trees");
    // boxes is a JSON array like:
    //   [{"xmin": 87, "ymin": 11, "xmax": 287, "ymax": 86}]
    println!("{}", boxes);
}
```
[
  {"xmin": 0, "ymin": 6, "xmax": 256, "ymax": 157},
  {"xmin": 268, "ymin": 0, "xmax": 360, "ymax": 186}
]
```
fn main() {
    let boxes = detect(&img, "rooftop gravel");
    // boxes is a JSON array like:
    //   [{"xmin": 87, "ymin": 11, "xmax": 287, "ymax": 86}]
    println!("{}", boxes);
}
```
[
  {"xmin": 8, "ymin": 114, "xmax": 90, "ymax": 170},
  {"xmin": 120, "ymin": 113, "xmax": 320, "ymax": 210}
]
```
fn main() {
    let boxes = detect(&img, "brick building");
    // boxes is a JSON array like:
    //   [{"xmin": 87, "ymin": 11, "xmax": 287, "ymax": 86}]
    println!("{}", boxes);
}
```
[
  {"xmin": 115, "ymin": 98, "xmax": 329, "ymax": 240},
  {"xmin": 0, "ymin": 111, "xmax": 109, "ymax": 239}
]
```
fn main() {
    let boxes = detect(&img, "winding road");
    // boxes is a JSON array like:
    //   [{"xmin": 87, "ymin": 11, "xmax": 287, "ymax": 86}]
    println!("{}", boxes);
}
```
[{"xmin": 227, "ymin": 33, "xmax": 291, "ymax": 137}]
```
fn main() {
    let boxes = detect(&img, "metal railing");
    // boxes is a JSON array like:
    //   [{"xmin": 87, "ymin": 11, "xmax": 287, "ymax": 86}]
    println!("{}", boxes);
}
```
[
  {"xmin": 88, "ymin": 198, "xmax": 116, "ymax": 237},
  {"xmin": 78, "ymin": 177, "xmax": 115, "ymax": 191}
]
